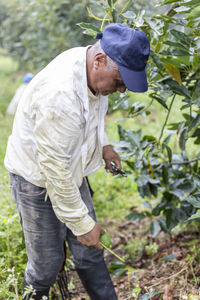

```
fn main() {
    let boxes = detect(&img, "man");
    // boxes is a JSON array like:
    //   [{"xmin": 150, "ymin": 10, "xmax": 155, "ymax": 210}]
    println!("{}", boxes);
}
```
[{"xmin": 5, "ymin": 23, "xmax": 150, "ymax": 299}]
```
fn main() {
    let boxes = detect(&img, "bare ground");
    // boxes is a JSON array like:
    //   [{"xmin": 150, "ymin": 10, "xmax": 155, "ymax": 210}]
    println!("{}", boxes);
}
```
[{"xmin": 51, "ymin": 217, "xmax": 200, "ymax": 300}]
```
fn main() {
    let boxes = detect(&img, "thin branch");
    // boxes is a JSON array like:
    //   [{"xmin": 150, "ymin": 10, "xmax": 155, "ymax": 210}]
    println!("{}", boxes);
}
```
[
  {"xmin": 170, "ymin": 158, "xmax": 200, "ymax": 165},
  {"xmin": 148, "ymin": 266, "xmax": 188, "ymax": 289},
  {"xmin": 158, "ymin": 94, "xmax": 176, "ymax": 143}
]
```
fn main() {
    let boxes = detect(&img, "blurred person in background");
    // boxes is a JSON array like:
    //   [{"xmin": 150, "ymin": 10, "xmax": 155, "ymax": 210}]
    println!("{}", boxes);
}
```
[{"xmin": 7, "ymin": 73, "xmax": 34, "ymax": 115}]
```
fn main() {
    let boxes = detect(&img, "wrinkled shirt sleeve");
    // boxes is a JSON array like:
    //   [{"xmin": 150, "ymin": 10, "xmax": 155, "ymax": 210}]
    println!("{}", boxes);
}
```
[
  {"xmin": 33, "ymin": 92, "xmax": 95, "ymax": 236},
  {"xmin": 103, "ymin": 132, "xmax": 109, "ymax": 147}
]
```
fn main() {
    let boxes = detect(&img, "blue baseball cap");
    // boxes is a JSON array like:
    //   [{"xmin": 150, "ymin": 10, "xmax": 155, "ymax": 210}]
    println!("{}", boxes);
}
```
[
  {"xmin": 23, "ymin": 73, "xmax": 34, "ymax": 83},
  {"xmin": 96, "ymin": 23, "xmax": 150, "ymax": 93}
]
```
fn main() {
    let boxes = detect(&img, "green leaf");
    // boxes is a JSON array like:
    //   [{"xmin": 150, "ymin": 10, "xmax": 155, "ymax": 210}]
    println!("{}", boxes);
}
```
[
  {"xmin": 161, "ymin": 254, "xmax": 177, "ymax": 260},
  {"xmin": 150, "ymin": 220, "xmax": 161, "ymax": 238},
  {"xmin": 170, "ymin": 29, "xmax": 191, "ymax": 46},
  {"xmin": 174, "ymin": 6, "xmax": 191, "ymax": 13},
  {"xmin": 187, "ymin": 213, "xmax": 200, "ymax": 221},
  {"xmin": 109, "ymin": 261, "xmax": 126, "ymax": 272},
  {"xmin": 113, "ymin": 268, "xmax": 127, "ymax": 278},
  {"xmin": 150, "ymin": 51, "xmax": 164, "ymax": 70},
  {"xmin": 152, "ymin": 202, "xmax": 166, "ymax": 216},
  {"xmin": 150, "ymin": 94, "xmax": 168, "ymax": 110},
  {"xmin": 126, "ymin": 211, "xmax": 146, "ymax": 221},
  {"xmin": 100, "ymin": 232, "xmax": 111, "ymax": 248},
  {"xmin": 122, "ymin": 11, "xmax": 136, "ymax": 19},
  {"xmin": 184, "ymin": 196, "xmax": 200, "ymax": 208},
  {"xmin": 164, "ymin": 79, "xmax": 191, "ymax": 98},
  {"xmin": 187, "ymin": 5, "xmax": 200, "ymax": 21},
  {"xmin": 77, "ymin": 22, "xmax": 100, "ymax": 37},
  {"xmin": 163, "ymin": 144, "xmax": 172, "ymax": 163},
  {"xmin": 108, "ymin": 0, "xmax": 112, "ymax": 7},
  {"xmin": 142, "ymin": 201, "xmax": 152, "ymax": 209},
  {"xmin": 139, "ymin": 290, "xmax": 162, "ymax": 300},
  {"xmin": 163, "ymin": 0, "xmax": 179, "ymax": 3},
  {"xmin": 163, "ymin": 41, "xmax": 189, "ymax": 51},
  {"xmin": 162, "ymin": 165, "xmax": 169, "ymax": 184},
  {"xmin": 179, "ymin": 127, "xmax": 187, "ymax": 150},
  {"xmin": 126, "ymin": 130, "xmax": 142, "ymax": 148},
  {"xmin": 164, "ymin": 63, "xmax": 182, "ymax": 85}
]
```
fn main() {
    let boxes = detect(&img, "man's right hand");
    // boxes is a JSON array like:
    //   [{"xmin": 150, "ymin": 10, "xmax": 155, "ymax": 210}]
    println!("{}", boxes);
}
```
[{"xmin": 77, "ymin": 223, "xmax": 102, "ymax": 250}]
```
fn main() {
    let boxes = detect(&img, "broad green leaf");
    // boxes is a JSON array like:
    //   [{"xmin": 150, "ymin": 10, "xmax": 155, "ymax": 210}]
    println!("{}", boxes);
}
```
[
  {"xmin": 77, "ymin": 22, "xmax": 100, "ymax": 32},
  {"xmin": 152, "ymin": 202, "xmax": 166, "ymax": 216},
  {"xmin": 161, "ymin": 254, "xmax": 176, "ymax": 260},
  {"xmin": 187, "ymin": 213, "xmax": 200, "ymax": 221},
  {"xmin": 135, "ymin": 10, "xmax": 145, "ymax": 27},
  {"xmin": 126, "ymin": 130, "xmax": 141, "ymax": 148},
  {"xmin": 179, "ymin": 127, "xmax": 187, "ymax": 150},
  {"xmin": 122, "ymin": 11, "xmax": 136, "ymax": 19},
  {"xmin": 150, "ymin": 220, "xmax": 161, "ymax": 238},
  {"xmin": 162, "ymin": 144, "xmax": 172, "ymax": 163},
  {"xmin": 100, "ymin": 232, "xmax": 111, "ymax": 248},
  {"xmin": 164, "ymin": 79, "xmax": 191, "ymax": 98},
  {"xmin": 186, "ymin": 5, "xmax": 200, "ymax": 21},
  {"xmin": 113, "ymin": 268, "xmax": 127, "ymax": 278},
  {"xmin": 162, "ymin": 165, "xmax": 169, "ymax": 184},
  {"xmin": 109, "ymin": 261, "xmax": 126, "ymax": 272},
  {"xmin": 150, "ymin": 51, "xmax": 164, "ymax": 69},
  {"xmin": 163, "ymin": 41, "xmax": 189, "ymax": 51},
  {"xmin": 191, "ymin": 128, "xmax": 200, "ymax": 137},
  {"xmin": 139, "ymin": 290, "xmax": 162, "ymax": 300},
  {"xmin": 126, "ymin": 211, "xmax": 146, "ymax": 221},
  {"xmin": 108, "ymin": 0, "xmax": 112, "ymax": 7},
  {"xmin": 142, "ymin": 201, "xmax": 152, "ymax": 209},
  {"xmin": 170, "ymin": 29, "xmax": 191, "ymax": 46},
  {"xmin": 174, "ymin": 6, "xmax": 191, "ymax": 13},
  {"xmin": 164, "ymin": 63, "xmax": 182, "ymax": 85},
  {"xmin": 184, "ymin": 196, "xmax": 200, "ymax": 208},
  {"xmin": 150, "ymin": 94, "xmax": 168, "ymax": 110}
]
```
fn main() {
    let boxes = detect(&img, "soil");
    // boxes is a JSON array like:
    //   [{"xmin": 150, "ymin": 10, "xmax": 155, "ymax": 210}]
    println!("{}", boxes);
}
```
[{"xmin": 51, "ymin": 217, "xmax": 200, "ymax": 300}]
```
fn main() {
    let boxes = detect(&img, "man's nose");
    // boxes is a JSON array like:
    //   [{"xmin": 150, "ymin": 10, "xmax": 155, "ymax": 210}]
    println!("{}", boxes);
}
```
[{"xmin": 118, "ymin": 85, "xmax": 126, "ymax": 93}]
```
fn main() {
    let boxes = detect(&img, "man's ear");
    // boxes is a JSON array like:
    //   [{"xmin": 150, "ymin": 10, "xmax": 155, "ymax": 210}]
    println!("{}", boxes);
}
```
[{"xmin": 94, "ymin": 53, "xmax": 107, "ymax": 69}]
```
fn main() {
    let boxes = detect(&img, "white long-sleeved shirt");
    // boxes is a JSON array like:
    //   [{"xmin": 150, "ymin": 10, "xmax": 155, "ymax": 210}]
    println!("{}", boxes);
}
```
[{"xmin": 4, "ymin": 46, "xmax": 109, "ymax": 236}]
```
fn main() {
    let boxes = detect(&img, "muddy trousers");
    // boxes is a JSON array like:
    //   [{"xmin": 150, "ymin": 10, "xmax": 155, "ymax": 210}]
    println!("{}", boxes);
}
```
[{"xmin": 9, "ymin": 173, "xmax": 117, "ymax": 300}]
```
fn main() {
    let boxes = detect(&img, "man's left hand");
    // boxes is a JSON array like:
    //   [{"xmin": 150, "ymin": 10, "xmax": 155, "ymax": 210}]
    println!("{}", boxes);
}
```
[{"xmin": 103, "ymin": 145, "xmax": 121, "ymax": 174}]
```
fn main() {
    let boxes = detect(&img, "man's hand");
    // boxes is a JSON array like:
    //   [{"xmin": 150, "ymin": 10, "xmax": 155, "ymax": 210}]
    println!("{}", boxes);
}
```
[
  {"xmin": 103, "ymin": 145, "xmax": 121, "ymax": 174},
  {"xmin": 77, "ymin": 223, "xmax": 102, "ymax": 250}
]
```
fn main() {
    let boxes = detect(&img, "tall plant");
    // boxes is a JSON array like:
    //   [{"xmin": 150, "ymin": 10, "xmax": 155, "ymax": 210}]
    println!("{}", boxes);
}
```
[{"xmin": 79, "ymin": 0, "xmax": 200, "ymax": 236}]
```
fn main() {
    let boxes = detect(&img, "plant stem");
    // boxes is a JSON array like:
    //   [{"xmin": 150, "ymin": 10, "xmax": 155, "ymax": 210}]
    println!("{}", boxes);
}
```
[
  {"xmin": 100, "ymin": 242, "xmax": 126, "ymax": 263},
  {"xmin": 158, "ymin": 94, "xmax": 176, "ymax": 143},
  {"xmin": 170, "ymin": 158, "xmax": 200, "ymax": 165}
]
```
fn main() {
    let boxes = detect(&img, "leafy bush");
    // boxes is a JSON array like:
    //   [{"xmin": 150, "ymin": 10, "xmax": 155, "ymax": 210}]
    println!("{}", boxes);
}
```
[
  {"xmin": 0, "ymin": 0, "xmax": 94, "ymax": 70},
  {"xmin": 80, "ymin": 0, "xmax": 200, "ymax": 234}
]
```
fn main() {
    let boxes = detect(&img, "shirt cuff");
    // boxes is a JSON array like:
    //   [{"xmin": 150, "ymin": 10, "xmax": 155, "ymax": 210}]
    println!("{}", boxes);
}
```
[{"xmin": 66, "ymin": 214, "xmax": 96, "ymax": 236}]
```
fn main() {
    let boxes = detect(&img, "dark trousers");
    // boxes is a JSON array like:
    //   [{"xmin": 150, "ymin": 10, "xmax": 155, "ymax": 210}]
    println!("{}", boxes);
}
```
[{"xmin": 9, "ymin": 173, "xmax": 104, "ymax": 292}]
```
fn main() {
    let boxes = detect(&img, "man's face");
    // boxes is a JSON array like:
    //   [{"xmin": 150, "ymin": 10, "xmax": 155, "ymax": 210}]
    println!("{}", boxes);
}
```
[
  {"xmin": 94, "ymin": 67, "xmax": 126, "ymax": 96},
  {"xmin": 89, "ymin": 53, "xmax": 127, "ymax": 96}
]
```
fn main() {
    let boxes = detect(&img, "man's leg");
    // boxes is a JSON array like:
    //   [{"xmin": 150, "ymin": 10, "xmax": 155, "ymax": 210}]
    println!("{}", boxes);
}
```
[
  {"xmin": 67, "ymin": 178, "xmax": 117, "ymax": 300},
  {"xmin": 9, "ymin": 173, "xmax": 66, "ymax": 299}
]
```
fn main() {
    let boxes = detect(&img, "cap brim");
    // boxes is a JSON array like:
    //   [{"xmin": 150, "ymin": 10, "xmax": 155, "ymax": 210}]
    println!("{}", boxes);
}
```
[{"xmin": 118, "ymin": 65, "xmax": 148, "ymax": 93}]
